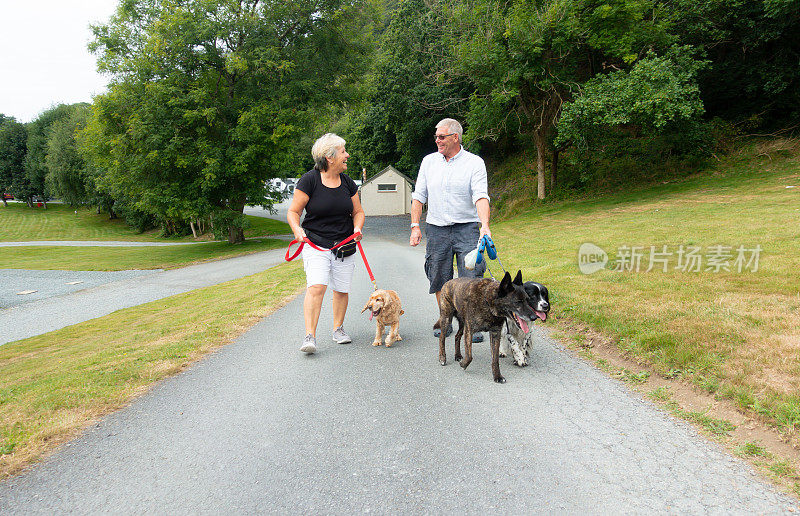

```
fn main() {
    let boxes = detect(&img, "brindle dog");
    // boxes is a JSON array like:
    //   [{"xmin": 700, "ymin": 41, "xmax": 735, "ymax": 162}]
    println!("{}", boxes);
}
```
[{"xmin": 437, "ymin": 271, "xmax": 537, "ymax": 383}]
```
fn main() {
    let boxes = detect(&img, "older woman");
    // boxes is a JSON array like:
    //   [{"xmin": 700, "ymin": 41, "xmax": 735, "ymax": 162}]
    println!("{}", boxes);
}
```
[{"xmin": 287, "ymin": 133, "xmax": 365, "ymax": 354}]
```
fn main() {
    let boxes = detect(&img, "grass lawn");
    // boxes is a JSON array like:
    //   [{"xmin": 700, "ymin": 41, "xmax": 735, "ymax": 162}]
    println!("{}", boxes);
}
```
[
  {"xmin": 492, "ymin": 140, "xmax": 800, "ymax": 453},
  {"xmin": 0, "ymin": 238, "xmax": 288, "ymax": 270},
  {"xmin": 0, "ymin": 203, "xmax": 289, "ymax": 242},
  {"xmin": 0, "ymin": 261, "xmax": 305, "ymax": 478}
]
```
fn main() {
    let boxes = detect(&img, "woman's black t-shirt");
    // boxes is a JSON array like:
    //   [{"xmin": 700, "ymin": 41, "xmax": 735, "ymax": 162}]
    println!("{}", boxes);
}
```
[{"xmin": 296, "ymin": 168, "xmax": 359, "ymax": 247}]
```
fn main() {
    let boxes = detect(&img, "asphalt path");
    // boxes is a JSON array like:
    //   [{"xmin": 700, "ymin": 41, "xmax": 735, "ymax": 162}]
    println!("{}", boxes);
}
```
[{"xmin": 1, "ymin": 239, "xmax": 796, "ymax": 513}]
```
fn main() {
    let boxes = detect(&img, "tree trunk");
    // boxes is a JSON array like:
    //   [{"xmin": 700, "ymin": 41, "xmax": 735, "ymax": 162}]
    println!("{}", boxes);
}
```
[
  {"xmin": 228, "ymin": 225, "xmax": 244, "ymax": 244},
  {"xmin": 227, "ymin": 195, "xmax": 247, "ymax": 244},
  {"xmin": 550, "ymin": 148, "xmax": 559, "ymax": 193},
  {"xmin": 190, "ymin": 220, "xmax": 198, "ymax": 239},
  {"xmin": 534, "ymin": 131, "xmax": 547, "ymax": 200}
]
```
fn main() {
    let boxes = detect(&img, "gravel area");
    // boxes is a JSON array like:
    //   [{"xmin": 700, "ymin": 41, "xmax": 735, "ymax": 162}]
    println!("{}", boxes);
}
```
[
  {"xmin": 363, "ymin": 213, "xmax": 427, "ymax": 246},
  {"xmin": 0, "ymin": 269, "xmax": 159, "ymax": 310},
  {"xmin": 0, "ymin": 241, "xmax": 212, "ymax": 247},
  {"xmin": 0, "ymin": 249, "xmax": 287, "ymax": 345}
]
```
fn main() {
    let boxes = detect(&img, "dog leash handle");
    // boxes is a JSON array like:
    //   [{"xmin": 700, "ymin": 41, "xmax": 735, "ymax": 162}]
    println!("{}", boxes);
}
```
[
  {"xmin": 284, "ymin": 239, "xmax": 305, "ymax": 261},
  {"xmin": 285, "ymin": 232, "xmax": 377, "ymax": 290}
]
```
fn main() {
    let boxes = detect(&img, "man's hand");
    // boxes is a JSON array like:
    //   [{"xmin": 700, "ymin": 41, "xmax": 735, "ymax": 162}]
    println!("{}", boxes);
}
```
[
  {"xmin": 410, "ymin": 226, "xmax": 422, "ymax": 246},
  {"xmin": 479, "ymin": 224, "xmax": 492, "ymax": 241}
]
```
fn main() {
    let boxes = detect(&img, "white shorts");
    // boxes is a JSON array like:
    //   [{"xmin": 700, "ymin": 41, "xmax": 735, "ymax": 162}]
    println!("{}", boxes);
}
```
[{"xmin": 301, "ymin": 244, "xmax": 357, "ymax": 292}]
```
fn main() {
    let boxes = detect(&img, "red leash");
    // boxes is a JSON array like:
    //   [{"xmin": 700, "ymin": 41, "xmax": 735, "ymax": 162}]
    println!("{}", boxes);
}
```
[{"xmin": 284, "ymin": 232, "xmax": 377, "ymax": 290}]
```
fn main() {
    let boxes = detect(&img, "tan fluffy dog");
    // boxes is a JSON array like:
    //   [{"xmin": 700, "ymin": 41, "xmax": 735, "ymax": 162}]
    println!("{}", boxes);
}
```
[{"xmin": 361, "ymin": 289, "xmax": 404, "ymax": 347}]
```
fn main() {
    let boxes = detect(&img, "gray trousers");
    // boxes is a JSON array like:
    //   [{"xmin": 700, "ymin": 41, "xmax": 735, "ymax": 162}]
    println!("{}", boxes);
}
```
[{"xmin": 424, "ymin": 222, "xmax": 485, "ymax": 294}]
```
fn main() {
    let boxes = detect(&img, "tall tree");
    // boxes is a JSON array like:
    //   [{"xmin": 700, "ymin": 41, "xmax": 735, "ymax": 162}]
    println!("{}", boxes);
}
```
[
  {"xmin": 46, "ymin": 104, "xmax": 93, "ymax": 206},
  {"xmin": 89, "ymin": 0, "xmax": 373, "ymax": 242},
  {"xmin": 0, "ymin": 118, "xmax": 27, "ymax": 207},
  {"xmin": 25, "ymin": 104, "xmax": 76, "ymax": 208}
]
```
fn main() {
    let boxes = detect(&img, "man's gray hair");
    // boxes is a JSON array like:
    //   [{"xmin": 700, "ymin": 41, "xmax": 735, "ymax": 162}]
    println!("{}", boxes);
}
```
[
  {"xmin": 436, "ymin": 118, "xmax": 463, "ymax": 142},
  {"xmin": 312, "ymin": 133, "xmax": 346, "ymax": 171}
]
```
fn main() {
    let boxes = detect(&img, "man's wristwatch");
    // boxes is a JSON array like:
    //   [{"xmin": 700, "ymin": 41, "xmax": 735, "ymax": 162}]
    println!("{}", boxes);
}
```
[{"xmin": 410, "ymin": 222, "xmax": 420, "ymax": 228}]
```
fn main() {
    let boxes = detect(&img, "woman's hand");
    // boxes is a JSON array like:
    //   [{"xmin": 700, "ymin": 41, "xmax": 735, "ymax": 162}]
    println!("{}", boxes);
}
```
[
  {"xmin": 293, "ymin": 228, "xmax": 307, "ymax": 242},
  {"xmin": 353, "ymin": 226, "xmax": 363, "ymax": 241}
]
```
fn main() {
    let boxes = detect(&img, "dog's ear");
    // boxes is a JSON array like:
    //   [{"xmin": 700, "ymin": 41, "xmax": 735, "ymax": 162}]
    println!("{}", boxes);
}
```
[
  {"xmin": 513, "ymin": 270, "xmax": 523, "ymax": 286},
  {"xmin": 499, "ymin": 271, "xmax": 513, "ymax": 297},
  {"xmin": 361, "ymin": 300, "xmax": 371, "ymax": 313}
]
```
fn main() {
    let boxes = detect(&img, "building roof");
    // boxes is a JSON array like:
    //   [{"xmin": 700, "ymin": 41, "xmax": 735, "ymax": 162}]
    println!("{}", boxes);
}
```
[{"xmin": 361, "ymin": 165, "xmax": 415, "ymax": 188}]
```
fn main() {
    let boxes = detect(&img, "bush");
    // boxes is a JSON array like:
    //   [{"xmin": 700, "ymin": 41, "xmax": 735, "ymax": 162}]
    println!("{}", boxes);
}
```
[
  {"xmin": 211, "ymin": 210, "xmax": 250, "ymax": 241},
  {"xmin": 112, "ymin": 200, "xmax": 156, "ymax": 233}
]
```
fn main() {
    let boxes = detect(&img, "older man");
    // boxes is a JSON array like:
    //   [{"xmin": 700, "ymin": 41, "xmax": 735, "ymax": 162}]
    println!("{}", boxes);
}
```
[{"xmin": 409, "ymin": 118, "xmax": 491, "ymax": 340}]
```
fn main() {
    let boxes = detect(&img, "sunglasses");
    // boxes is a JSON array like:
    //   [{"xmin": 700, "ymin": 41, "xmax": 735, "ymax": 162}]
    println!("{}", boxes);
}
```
[{"xmin": 434, "ymin": 133, "xmax": 456, "ymax": 141}]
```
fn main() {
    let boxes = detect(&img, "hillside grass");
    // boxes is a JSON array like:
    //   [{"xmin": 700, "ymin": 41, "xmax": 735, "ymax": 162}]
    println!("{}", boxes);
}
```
[
  {"xmin": 0, "ymin": 261, "xmax": 305, "ymax": 478},
  {"xmin": 0, "ymin": 203, "xmax": 289, "ymax": 242},
  {"xmin": 491, "ymin": 139, "xmax": 800, "ymax": 442}
]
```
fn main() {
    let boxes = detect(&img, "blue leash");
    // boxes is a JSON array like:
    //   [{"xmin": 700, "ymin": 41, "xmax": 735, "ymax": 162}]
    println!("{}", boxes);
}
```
[{"xmin": 475, "ymin": 235, "xmax": 507, "ymax": 279}]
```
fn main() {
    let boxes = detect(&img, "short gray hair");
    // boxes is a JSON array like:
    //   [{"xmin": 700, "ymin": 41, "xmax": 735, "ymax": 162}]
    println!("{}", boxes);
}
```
[
  {"xmin": 312, "ymin": 133, "xmax": 346, "ymax": 171},
  {"xmin": 436, "ymin": 118, "xmax": 463, "ymax": 142}
]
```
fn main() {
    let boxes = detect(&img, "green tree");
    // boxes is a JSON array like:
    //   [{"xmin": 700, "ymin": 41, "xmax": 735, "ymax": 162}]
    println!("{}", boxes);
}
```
[
  {"xmin": 46, "ymin": 104, "xmax": 93, "ymax": 206},
  {"xmin": 0, "ymin": 117, "xmax": 27, "ymax": 207},
  {"xmin": 89, "ymin": 0, "xmax": 372, "ymax": 242},
  {"xmin": 670, "ymin": 0, "xmax": 800, "ymax": 128},
  {"xmin": 557, "ymin": 47, "xmax": 708, "ymax": 149},
  {"xmin": 350, "ymin": 0, "xmax": 471, "ymax": 178},
  {"xmin": 24, "ymin": 104, "xmax": 77, "ymax": 208},
  {"xmin": 443, "ymin": 0, "xmax": 680, "ymax": 198}
]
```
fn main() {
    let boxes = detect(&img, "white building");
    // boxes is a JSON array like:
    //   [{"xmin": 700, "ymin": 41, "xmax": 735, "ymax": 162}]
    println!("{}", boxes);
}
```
[{"xmin": 359, "ymin": 166, "xmax": 415, "ymax": 216}]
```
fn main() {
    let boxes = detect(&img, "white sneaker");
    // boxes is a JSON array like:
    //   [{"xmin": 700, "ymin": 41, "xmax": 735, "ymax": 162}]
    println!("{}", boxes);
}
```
[
  {"xmin": 332, "ymin": 326, "xmax": 352, "ymax": 344},
  {"xmin": 300, "ymin": 334, "xmax": 317, "ymax": 354}
]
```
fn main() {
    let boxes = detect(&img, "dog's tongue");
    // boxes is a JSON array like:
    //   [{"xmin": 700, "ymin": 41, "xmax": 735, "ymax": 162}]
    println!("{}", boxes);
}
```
[
  {"xmin": 536, "ymin": 311, "xmax": 547, "ymax": 322},
  {"xmin": 368, "ymin": 311, "xmax": 373, "ymax": 321},
  {"xmin": 515, "ymin": 314, "xmax": 529, "ymax": 333}
]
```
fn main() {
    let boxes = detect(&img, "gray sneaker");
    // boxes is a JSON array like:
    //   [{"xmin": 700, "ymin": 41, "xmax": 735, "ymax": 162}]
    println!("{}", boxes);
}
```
[
  {"xmin": 332, "ymin": 326, "xmax": 352, "ymax": 344},
  {"xmin": 300, "ymin": 334, "xmax": 317, "ymax": 354}
]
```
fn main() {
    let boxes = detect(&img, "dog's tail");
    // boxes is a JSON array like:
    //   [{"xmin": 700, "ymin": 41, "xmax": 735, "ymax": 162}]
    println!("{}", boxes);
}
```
[{"xmin": 400, "ymin": 309, "xmax": 404, "ymax": 316}]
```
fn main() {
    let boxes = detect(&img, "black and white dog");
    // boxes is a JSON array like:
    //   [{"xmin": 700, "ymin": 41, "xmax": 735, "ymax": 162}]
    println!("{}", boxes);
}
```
[{"xmin": 500, "ymin": 282, "xmax": 550, "ymax": 366}]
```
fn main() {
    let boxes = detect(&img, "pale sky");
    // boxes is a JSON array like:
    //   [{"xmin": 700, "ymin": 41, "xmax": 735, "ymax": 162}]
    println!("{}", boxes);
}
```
[{"xmin": 0, "ymin": 1, "xmax": 118, "ymax": 123}]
